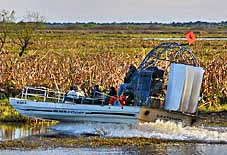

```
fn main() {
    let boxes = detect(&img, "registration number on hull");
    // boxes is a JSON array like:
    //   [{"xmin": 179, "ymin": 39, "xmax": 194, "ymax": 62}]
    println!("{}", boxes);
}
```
[{"xmin": 17, "ymin": 101, "xmax": 27, "ymax": 104}]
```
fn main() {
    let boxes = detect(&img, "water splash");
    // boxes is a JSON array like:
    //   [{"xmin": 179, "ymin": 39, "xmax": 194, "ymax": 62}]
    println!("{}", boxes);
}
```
[{"xmin": 50, "ymin": 120, "xmax": 227, "ymax": 143}]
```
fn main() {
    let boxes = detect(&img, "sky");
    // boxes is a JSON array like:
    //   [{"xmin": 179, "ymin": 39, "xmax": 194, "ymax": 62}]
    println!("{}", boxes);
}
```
[{"xmin": 0, "ymin": 0, "xmax": 227, "ymax": 23}]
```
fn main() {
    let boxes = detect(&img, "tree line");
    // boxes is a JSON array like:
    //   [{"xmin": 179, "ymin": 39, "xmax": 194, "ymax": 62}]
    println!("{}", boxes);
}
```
[
  {"xmin": 45, "ymin": 21, "xmax": 227, "ymax": 30},
  {"xmin": 1, "ymin": 9, "xmax": 226, "ymax": 56}
]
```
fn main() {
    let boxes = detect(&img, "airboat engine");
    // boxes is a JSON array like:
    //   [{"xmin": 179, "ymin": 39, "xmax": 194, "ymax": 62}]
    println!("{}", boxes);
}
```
[
  {"xmin": 165, "ymin": 63, "xmax": 204, "ymax": 114},
  {"xmin": 126, "ymin": 42, "xmax": 204, "ymax": 122}
]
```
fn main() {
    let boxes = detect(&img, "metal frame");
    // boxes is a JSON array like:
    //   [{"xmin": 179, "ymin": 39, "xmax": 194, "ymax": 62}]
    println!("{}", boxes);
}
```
[
  {"xmin": 21, "ymin": 86, "xmax": 65, "ymax": 102},
  {"xmin": 21, "ymin": 86, "xmax": 105, "ymax": 105},
  {"xmin": 139, "ymin": 42, "xmax": 199, "ymax": 70}
]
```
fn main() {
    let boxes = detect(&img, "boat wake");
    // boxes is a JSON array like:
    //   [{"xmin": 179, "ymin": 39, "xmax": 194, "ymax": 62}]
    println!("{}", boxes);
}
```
[{"xmin": 49, "ymin": 120, "xmax": 227, "ymax": 143}]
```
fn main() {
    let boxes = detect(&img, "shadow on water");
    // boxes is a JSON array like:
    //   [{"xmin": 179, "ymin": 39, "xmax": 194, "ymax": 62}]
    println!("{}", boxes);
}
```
[{"xmin": 0, "ymin": 122, "xmax": 50, "ymax": 141}]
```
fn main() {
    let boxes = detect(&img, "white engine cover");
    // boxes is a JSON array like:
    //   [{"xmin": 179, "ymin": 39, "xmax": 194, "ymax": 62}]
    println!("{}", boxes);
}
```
[{"xmin": 164, "ymin": 63, "xmax": 204, "ymax": 113}]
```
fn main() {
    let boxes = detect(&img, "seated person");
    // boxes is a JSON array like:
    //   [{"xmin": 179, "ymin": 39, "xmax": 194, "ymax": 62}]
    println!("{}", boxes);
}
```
[
  {"xmin": 117, "ymin": 64, "xmax": 137, "ymax": 96},
  {"xmin": 150, "ymin": 67, "xmax": 164, "ymax": 97},
  {"xmin": 104, "ymin": 86, "xmax": 125, "ymax": 106},
  {"xmin": 64, "ymin": 86, "xmax": 84, "ymax": 102},
  {"xmin": 117, "ymin": 64, "xmax": 136, "ymax": 106},
  {"xmin": 106, "ymin": 86, "xmax": 118, "ymax": 105},
  {"xmin": 89, "ymin": 85, "xmax": 105, "ymax": 105},
  {"xmin": 74, "ymin": 86, "xmax": 85, "ymax": 97},
  {"xmin": 63, "ymin": 86, "xmax": 75, "ymax": 102},
  {"xmin": 90, "ymin": 85, "xmax": 102, "ymax": 98},
  {"xmin": 109, "ymin": 86, "xmax": 117, "ymax": 96},
  {"xmin": 66, "ymin": 86, "xmax": 76, "ymax": 98}
]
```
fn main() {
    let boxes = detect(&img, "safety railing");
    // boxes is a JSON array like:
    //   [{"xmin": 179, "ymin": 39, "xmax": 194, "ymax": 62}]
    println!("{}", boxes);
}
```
[
  {"xmin": 21, "ymin": 86, "xmax": 65, "ymax": 102},
  {"xmin": 21, "ymin": 86, "xmax": 106, "ymax": 105}
]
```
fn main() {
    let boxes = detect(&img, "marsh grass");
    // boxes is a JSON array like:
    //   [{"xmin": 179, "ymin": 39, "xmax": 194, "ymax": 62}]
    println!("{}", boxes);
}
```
[{"xmin": 0, "ymin": 32, "xmax": 226, "ymax": 113}]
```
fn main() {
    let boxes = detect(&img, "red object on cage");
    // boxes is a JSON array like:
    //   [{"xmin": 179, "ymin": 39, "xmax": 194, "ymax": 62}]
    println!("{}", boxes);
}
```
[{"xmin": 185, "ymin": 31, "xmax": 196, "ymax": 45}]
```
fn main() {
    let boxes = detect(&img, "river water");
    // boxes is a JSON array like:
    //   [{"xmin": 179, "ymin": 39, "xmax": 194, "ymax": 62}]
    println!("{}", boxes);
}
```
[
  {"xmin": 143, "ymin": 38, "xmax": 227, "ymax": 41},
  {"xmin": 50, "ymin": 121, "xmax": 227, "ymax": 143},
  {"xmin": 0, "ymin": 121, "xmax": 227, "ymax": 154},
  {"xmin": 0, "ymin": 123, "xmax": 49, "ymax": 141},
  {"xmin": 0, "ymin": 144, "xmax": 226, "ymax": 155}
]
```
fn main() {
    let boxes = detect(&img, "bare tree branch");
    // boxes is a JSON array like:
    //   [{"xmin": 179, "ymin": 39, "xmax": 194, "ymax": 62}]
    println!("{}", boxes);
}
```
[
  {"xmin": 12, "ymin": 12, "xmax": 45, "ymax": 57},
  {"xmin": 0, "ymin": 10, "xmax": 15, "ymax": 53}
]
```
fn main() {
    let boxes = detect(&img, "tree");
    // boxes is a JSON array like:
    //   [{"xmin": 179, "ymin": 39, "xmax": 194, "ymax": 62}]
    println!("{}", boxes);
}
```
[
  {"xmin": 13, "ymin": 12, "xmax": 45, "ymax": 57},
  {"xmin": 0, "ymin": 10, "xmax": 15, "ymax": 53}
]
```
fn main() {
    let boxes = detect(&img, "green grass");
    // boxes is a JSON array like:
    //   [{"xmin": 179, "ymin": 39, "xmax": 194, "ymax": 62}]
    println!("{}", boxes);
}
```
[
  {"xmin": 0, "ymin": 99, "xmax": 27, "ymax": 122},
  {"xmin": 199, "ymin": 104, "xmax": 227, "ymax": 112}
]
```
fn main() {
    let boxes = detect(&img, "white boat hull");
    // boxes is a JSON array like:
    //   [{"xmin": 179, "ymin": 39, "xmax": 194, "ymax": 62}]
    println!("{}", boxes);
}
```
[{"xmin": 9, "ymin": 98, "xmax": 140, "ymax": 124}]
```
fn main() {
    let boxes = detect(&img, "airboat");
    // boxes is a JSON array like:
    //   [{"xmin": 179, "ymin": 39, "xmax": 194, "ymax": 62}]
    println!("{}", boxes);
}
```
[{"xmin": 9, "ymin": 42, "xmax": 204, "ymax": 126}]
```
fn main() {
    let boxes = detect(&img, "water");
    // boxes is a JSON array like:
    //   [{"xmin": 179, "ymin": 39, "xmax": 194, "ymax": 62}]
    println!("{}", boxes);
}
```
[
  {"xmin": 143, "ymin": 38, "xmax": 227, "ymax": 41},
  {"xmin": 0, "ymin": 123, "xmax": 49, "ymax": 141},
  {"xmin": 1, "ymin": 121, "xmax": 227, "ymax": 154},
  {"xmin": 50, "ymin": 121, "xmax": 227, "ymax": 143}
]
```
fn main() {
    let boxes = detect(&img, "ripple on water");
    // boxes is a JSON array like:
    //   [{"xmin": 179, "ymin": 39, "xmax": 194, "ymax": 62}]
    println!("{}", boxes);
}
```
[{"xmin": 50, "ymin": 120, "xmax": 227, "ymax": 143}]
